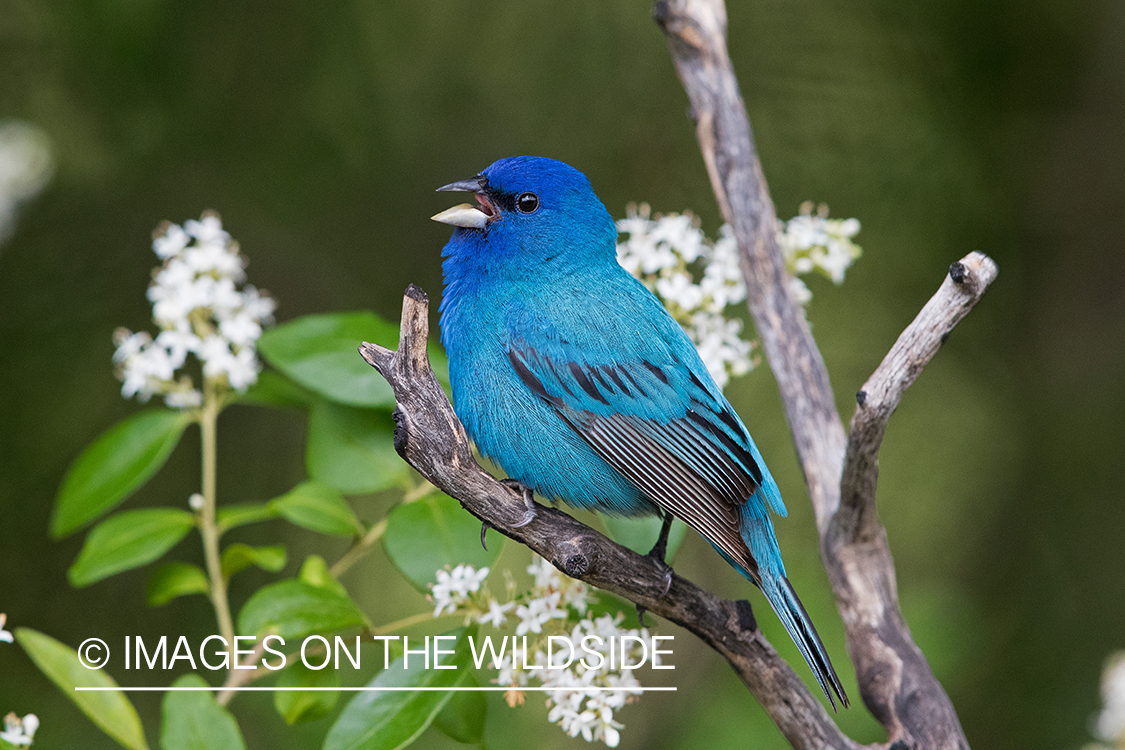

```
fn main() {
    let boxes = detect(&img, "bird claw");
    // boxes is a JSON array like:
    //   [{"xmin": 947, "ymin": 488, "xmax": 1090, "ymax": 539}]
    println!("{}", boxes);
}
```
[
  {"xmin": 480, "ymin": 520, "xmax": 493, "ymax": 551},
  {"xmin": 501, "ymin": 478, "xmax": 538, "ymax": 528}
]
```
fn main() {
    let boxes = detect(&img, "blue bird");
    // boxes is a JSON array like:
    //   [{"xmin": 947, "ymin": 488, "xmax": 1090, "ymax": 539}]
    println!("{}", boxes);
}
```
[{"xmin": 433, "ymin": 155, "xmax": 848, "ymax": 710}]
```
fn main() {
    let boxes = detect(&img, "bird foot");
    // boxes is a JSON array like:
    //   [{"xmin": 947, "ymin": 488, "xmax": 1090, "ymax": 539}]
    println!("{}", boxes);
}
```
[
  {"xmin": 647, "ymin": 512, "xmax": 675, "ymax": 596},
  {"xmin": 480, "ymin": 520, "xmax": 493, "ymax": 551},
  {"xmin": 500, "ymin": 478, "xmax": 537, "ymax": 528}
]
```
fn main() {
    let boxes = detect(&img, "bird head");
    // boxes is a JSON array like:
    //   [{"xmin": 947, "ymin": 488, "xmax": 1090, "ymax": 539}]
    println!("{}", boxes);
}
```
[{"xmin": 432, "ymin": 156, "xmax": 617, "ymax": 266}]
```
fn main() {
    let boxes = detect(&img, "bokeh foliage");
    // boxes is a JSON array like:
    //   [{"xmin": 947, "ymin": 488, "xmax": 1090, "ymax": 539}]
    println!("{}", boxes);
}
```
[{"xmin": 1, "ymin": 1, "xmax": 1123, "ymax": 749}]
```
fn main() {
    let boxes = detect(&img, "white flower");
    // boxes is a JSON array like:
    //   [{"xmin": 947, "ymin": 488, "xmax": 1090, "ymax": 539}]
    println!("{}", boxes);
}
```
[
  {"xmin": 777, "ymin": 203, "xmax": 862, "ymax": 288},
  {"xmin": 615, "ymin": 201, "xmax": 860, "ymax": 390},
  {"xmin": 515, "ymin": 591, "xmax": 566, "ymax": 636},
  {"xmin": 654, "ymin": 271, "xmax": 704, "ymax": 312},
  {"xmin": 115, "ymin": 212, "xmax": 275, "ymax": 407},
  {"xmin": 430, "ymin": 564, "xmax": 490, "ymax": 617},
  {"xmin": 112, "ymin": 329, "xmax": 152, "ymax": 363},
  {"xmin": 0, "ymin": 121, "xmax": 53, "ymax": 245},
  {"xmin": 478, "ymin": 599, "xmax": 515, "ymax": 627},
  {"xmin": 219, "ymin": 311, "xmax": 263, "ymax": 348},
  {"xmin": 0, "ymin": 613, "xmax": 12, "ymax": 643},
  {"xmin": 241, "ymin": 285, "xmax": 277, "ymax": 322},
  {"xmin": 1094, "ymin": 652, "xmax": 1125, "ymax": 745},
  {"xmin": 528, "ymin": 556, "xmax": 560, "ymax": 589},
  {"xmin": 154, "ymin": 329, "xmax": 200, "ymax": 369},
  {"xmin": 184, "ymin": 212, "xmax": 229, "ymax": 244},
  {"xmin": 152, "ymin": 223, "xmax": 189, "ymax": 259},
  {"xmin": 0, "ymin": 712, "xmax": 38, "ymax": 746},
  {"xmin": 188, "ymin": 493, "xmax": 206, "ymax": 512},
  {"xmin": 616, "ymin": 204, "xmax": 754, "ymax": 388}
]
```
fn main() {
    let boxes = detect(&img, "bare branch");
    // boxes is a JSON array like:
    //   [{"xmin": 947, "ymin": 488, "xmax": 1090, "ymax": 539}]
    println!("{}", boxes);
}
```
[
  {"xmin": 839, "ymin": 253, "xmax": 1000, "ymax": 544},
  {"xmin": 360, "ymin": 285, "xmax": 858, "ymax": 750},
  {"xmin": 656, "ymin": 0, "xmax": 995, "ymax": 747}
]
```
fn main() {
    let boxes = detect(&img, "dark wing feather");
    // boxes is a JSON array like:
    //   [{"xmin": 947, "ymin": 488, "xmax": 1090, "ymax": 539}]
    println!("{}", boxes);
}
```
[{"xmin": 507, "ymin": 344, "xmax": 764, "ymax": 582}]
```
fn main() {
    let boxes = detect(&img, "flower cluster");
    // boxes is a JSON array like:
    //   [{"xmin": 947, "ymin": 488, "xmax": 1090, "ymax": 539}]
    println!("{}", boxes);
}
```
[
  {"xmin": 616, "ymin": 205, "xmax": 751, "ymax": 389},
  {"xmin": 113, "ymin": 212, "xmax": 275, "ymax": 408},
  {"xmin": 615, "ymin": 202, "xmax": 861, "ymax": 388},
  {"xmin": 777, "ymin": 201, "xmax": 862, "ymax": 305},
  {"xmin": 0, "ymin": 120, "xmax": 53, "ymax": 246},
  {"xmin": 1090, "ymin": 651, "xmax": 1125, "ymax": 749},
  {"xmin": 0, "ymin": 712, "xmax": 38, "ymax": 747},
  {"xmin": 0, "ymin": 615, "xmax": 38, "ymax": 748},
  {"xmin": 430, "ymin": 564, "xmax": 492, "ymax": 617},
  {"xmin": 428, "ymin": 557, "xmax": 661, "ymax": 747}
]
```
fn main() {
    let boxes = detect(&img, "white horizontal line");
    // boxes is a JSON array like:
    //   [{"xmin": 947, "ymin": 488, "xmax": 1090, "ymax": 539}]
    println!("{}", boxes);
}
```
[{"xmin": 75, "ymin": 686, "xmax": 676, "ymax": 692}]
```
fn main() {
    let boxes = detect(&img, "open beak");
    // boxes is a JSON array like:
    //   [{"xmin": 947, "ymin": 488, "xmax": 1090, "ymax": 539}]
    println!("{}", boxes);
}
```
[{"xmin": 432, "ymin": 177, "xmax": 494, "ymax": 229}]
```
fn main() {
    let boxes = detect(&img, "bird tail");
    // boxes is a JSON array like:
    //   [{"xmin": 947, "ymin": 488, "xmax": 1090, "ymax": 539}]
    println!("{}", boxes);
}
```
[{"xmin": 761, "ymin": 574, "xmax": 850, "ymax": 712}]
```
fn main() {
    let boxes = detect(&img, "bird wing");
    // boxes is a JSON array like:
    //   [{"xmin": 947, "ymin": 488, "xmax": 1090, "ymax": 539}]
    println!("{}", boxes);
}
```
[{"xmin": 504, "ymin": 308, "xmax": 768, "ymax": 581}]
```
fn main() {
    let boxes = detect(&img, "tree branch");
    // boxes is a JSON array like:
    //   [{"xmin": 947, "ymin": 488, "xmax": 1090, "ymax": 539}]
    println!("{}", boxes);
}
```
[
  {"xmin": 839, "ymin": 254, "xmax": 1000, "ymax": 545},
  {"xmin": 656, "ymin": 0, "xmax": 996, "ymax": 747},
  {"xmin": 360, "ymin": 285, "xmax": 857, "ymax": 750}
]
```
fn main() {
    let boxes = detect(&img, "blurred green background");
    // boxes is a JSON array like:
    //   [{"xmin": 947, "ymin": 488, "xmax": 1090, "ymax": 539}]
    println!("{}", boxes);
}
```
[{"xmin": 1, "ymin": 0, "xmax": 1122, "ymax": 748}]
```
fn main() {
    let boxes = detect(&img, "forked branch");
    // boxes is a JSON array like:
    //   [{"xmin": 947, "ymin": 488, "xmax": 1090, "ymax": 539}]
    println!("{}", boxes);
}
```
[{"xmin": 656, "ymin": 0, "xmax": 995, "ymax": 747}]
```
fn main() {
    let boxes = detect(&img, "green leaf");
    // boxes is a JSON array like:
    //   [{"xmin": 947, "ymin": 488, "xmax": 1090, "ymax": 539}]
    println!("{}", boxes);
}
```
[
  {"xmin": 146, "ymin": 562, "xmax": 210, "ymax": 606},
  {"xmin": 383, "ymin": 493, "xmax": 499, "ymax": 591},
  {"xmin": 160, "ymin": 674, "xmax": 246, "ymax": 750},
  {"xmin": 16, "ymin": 627, "xmax": 150, "ymax": 750},
  {"xmin": 239, "ymin": 579, "xmax": 365, "ymax": 639},
  {"xmin": 221, "ymin": 543, "xmax": 287, "ymax": 579},
  {"xmin": 270, "ymin": 481, "xmax": 363, "ymax": 537},
  {"xmin": 299, "ymin": 555, "xmax": 348, "ymax": 597},
  {"xmin": 69, "ymin": 508, "xmax": 195, "ymax": 587},
  {"xmin": 323, "ymin": 627, "xmax": 474, "ymax": 750},
  {"xmin": 306, "ymin": 401, "xmax": 411, "ymax": 494},
  {"xmin": 432, "ymin": 672, "xmax": 486, "ymax": 744},
  {"xmin": 216, "ymin": 503, "xmax": 279, "ymax": 534},
  {"xmin": 602, "ymin": 515, "xmax": 688, "ymax": 561},
  {"xmin": 237, "ymin": 369, "xmax": 315, "ymax": 410},
  {"xmin": 274, "ymin": 659, "xmax": 340, "ymax": 725},
  {"xmin": 258, "ymin": 312, "xmax": 400, "ymax": 408},
  {"xmin": 52, "ymin": 409, "xmax": 191, "ymax": 537}
]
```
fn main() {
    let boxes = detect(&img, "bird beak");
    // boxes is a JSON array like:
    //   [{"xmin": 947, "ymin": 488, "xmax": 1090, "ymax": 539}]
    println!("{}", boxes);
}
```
[{"xmin": 433, "ymin": 177, "xmax": 490, "ymax": 229}]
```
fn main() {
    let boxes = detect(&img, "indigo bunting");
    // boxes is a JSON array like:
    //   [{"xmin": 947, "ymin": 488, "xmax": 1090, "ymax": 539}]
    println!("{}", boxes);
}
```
[{"xmin": 433, "ymin": 155, "xmax": 848, "ymax": 709}]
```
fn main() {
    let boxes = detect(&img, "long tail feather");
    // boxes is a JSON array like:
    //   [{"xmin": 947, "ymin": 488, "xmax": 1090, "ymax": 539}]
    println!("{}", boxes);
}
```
[{"xmin": 763, "ymin": 575, "xmax": 849, "ymax": 711}]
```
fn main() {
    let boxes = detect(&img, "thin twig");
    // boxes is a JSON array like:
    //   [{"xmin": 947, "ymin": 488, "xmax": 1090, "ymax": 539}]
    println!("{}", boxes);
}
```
[
  {"xmin": 199, "ymin": 381, "xmax": 236, "ymax": 674},
  {"xmin": 331, "ymin": 518, "xmax": 389, "ymax": 578}
]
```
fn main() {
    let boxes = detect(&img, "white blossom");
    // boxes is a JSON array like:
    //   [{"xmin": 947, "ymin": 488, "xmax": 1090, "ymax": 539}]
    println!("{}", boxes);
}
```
[
  {"xmin": 0, "ymin": 712, "xmax": 38, "ymax": 746},
  {"xmin": 478, "ymin": 598, "xmax": 515, "ymax": 627},
  {"xmin": 1092, "ymin": 651, "xmax": 1125, "ymax": 748},
  {"xmin": 0, "ymin": 613, "xmax": 12, "ymax": 644},
  {"xmin": 430, "ymin": 564, "xmax": 490, "ymax": 617},
  {"xmin": 615, "ymin": 201, "xmax": 861, "ymax": 389},
  {"xmin": 113, "ymin": 212, "xmax": 275, "ymax": 407},
  {"xmin": 777, "ymin": 201, "xmax": 862, "ymax": 286},
  {"xmin": 616, "ymin": 204, "xmax": 754, "ymax": 388},
  {"xmin": 514, "ymin": 591, "xmax": 567, "ymax": 636},
  {"xmin": 0, "ymin": 121, "xmax": 53, "ymax": 246},
  {"xmin": 434, "ymin": 554, "xmax": 659, "ymax": 747}
]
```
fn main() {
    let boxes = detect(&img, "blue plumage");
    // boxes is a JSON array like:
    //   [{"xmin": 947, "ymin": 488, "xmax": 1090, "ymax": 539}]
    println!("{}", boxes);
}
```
[{"xmin": 435, "ymin": 155, "xmax": 847, "ymax": 709}]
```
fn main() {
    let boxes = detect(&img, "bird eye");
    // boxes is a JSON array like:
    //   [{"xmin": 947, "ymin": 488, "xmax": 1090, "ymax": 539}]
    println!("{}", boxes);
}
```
[{"xmin": 516, "ymin": 192, "xmax": 540, "ymax": 214}]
